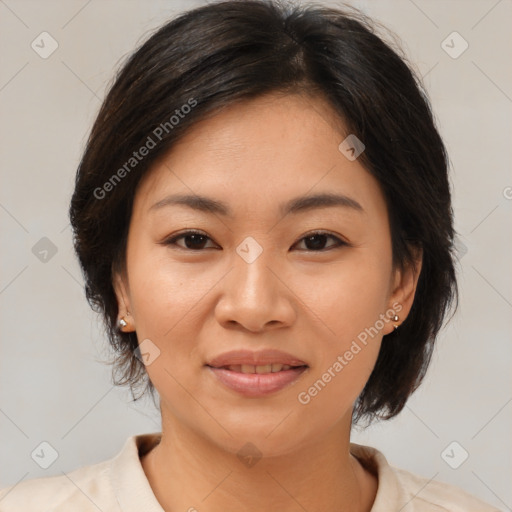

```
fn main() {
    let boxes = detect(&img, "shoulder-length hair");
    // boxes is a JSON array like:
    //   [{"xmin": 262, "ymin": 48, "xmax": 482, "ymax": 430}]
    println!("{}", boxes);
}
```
[{"xmin": 69, "ymin": 0, "xmax": 458, "ymax": 424}]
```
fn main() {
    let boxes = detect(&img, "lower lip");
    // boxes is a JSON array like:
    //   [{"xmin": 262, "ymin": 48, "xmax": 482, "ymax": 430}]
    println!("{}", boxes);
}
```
[{"xmin": 207, "ymin": 366, "xmax": 308, "ymax": 397}]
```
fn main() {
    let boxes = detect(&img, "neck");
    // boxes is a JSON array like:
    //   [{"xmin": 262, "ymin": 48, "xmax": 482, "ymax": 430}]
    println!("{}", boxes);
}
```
[{"xmin": 141, "ymin": 411, "xmax": 377, "ymax": 512}]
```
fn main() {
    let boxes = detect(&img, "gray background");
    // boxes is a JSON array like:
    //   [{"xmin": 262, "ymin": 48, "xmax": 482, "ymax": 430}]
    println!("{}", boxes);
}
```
[{"xmin": 1, "ymin": 0, "xmax": 511, "ymax": 509}]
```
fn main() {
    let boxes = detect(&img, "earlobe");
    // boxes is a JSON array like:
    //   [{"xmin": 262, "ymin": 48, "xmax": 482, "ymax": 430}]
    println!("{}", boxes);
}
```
[
  {"xmin": 387, "ymin": 247, "xmax": 423, "ymax": 334},
  {"xmin": 112, "ymin": 270, "xmax": 135, "ymax": 332}
]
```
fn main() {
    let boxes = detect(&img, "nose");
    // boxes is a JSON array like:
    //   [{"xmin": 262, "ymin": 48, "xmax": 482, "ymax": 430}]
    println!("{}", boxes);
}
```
[{"xmin": 214, "ymin": 247, "xmax": 296, "ymax": 333}]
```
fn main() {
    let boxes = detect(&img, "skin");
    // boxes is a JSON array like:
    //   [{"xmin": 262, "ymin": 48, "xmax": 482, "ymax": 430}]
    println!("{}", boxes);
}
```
[{"xmin": 113, "ymin": 92, "xmax": 422, "ymax": 512}]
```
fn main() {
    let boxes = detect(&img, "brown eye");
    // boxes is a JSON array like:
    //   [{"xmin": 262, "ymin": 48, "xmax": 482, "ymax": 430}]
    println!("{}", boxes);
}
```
[
  {"xmin": 163, "ymin": 230, "xmax": 346, "ymax": 252},
  {"xmin": 163, "ymin": 230, "xmax": 217, "ymax": 250},
  {"xmin": 293, "ymin": 232, "xmax": 346, "ymax": 251}
]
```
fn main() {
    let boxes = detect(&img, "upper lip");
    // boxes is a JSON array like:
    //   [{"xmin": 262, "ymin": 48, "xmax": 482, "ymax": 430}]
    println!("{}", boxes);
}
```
[{"xmin": 206, "ymin": 349, "xmax": 308, "ymax": 368}]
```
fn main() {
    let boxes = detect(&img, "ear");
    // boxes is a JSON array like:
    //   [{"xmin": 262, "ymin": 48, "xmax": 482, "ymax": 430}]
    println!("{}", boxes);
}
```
[
  {"xmin": 384, "ymin": 245, "xmax": 423, "ymax": 335},
  {"xmin": 112, "ymin": 264, "xmax": 135, "ymax": 332}
]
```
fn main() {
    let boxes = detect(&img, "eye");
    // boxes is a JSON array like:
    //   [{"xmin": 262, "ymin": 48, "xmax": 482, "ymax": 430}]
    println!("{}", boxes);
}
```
[
  {"xmin": 162, "ymin": 230, "xmax": 346, "ymax": 252},
  {"xmin": 163, "ymin": 230, "xmax": 217, "ymax": 250},
  {"xmin": 292, "ymin": 231, "xmax": 347, "ymax": 252}
]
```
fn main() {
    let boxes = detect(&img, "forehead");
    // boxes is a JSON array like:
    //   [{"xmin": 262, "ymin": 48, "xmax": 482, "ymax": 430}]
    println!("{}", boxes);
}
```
[{"xmin": 133, "ymin": 93, "xmax": 388, "ymax": 223}]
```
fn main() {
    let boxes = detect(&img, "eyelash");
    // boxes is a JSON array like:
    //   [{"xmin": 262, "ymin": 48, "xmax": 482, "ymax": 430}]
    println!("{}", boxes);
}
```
[{"xmin": 162, "ymin": 229, "xmax": 347, "ymax": 252}]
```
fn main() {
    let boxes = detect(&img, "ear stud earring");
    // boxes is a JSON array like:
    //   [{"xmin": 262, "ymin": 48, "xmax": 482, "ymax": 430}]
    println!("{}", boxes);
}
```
[
  {"xmin": 391, "ymin": 314, "xmax": 400, "ymax": 330},
  {"xmin": 118, "ymin": 311, "xmax": 131, "ymax": 330}
]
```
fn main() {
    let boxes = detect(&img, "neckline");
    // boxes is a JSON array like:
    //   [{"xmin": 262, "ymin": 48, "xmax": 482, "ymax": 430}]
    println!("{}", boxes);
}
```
[{"xmin": 111, "ymin": 433, "xmax": 398, "ymax": 512}]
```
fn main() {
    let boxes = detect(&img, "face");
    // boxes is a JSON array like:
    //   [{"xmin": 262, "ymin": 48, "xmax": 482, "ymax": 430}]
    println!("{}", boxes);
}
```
[{"xmin": 113, "ymin": 93, "xmax": 421, "ymax": 456}]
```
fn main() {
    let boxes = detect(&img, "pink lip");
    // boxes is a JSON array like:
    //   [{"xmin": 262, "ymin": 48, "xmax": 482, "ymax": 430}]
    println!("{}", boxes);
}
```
[
  {"xmin": 207, "ymin": 366, "xmax": 308, "ymax": 397},
  {"xmin": 205, "ymin": 349, "xmax": 309, "ymax": 397},
  {"xmin": 206, "ymin": 349, "xmax": 307, "ymax": 368}
]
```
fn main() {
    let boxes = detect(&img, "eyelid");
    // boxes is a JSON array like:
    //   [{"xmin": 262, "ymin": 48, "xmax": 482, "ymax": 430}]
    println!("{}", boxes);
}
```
[
  {"xmin": 161, "ymin": 229, "xmax": 216, "ymax": 248},
  {"xmin": 298, "ymin": 229, "xmax": 347, "ymax": 243},
  {"xmin": 161, "ymin": 229, "xmax": 348, "ymax": 251},
  {"xmin": 293, "ymin": 230, "xmax": 348, "ymax": 250}
]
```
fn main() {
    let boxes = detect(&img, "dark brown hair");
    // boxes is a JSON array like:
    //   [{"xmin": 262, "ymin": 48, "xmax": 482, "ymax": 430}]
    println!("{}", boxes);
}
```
[{"xmin": 69, "ymin": 0, "xmax": 458, "ymax": 424}]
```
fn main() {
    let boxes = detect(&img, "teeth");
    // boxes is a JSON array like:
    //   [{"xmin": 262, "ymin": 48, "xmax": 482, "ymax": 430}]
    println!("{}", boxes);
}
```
[
  {"xmin": 256, "ymin": 364, "xmax": 272, "ymax": 374},
  {"xmin": 226, "ymin": 364, "xmax": 293, "ymax": 373},
  {"xmin": 272, "ymin": 364, "xmax": 292, "ymax": 372}
]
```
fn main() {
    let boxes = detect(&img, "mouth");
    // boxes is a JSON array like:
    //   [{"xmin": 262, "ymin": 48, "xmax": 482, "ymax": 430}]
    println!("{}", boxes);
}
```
[
  {"xmin": 205, "ymin": 350, "xmax": 309, "ymax": 397},
  {"xmin": 208, "ymin": 363, "xmax": 308, "ymax": 373},
  {"xmin": 206, "ymin": 348, "xmax": 308, "ymax": 368}
]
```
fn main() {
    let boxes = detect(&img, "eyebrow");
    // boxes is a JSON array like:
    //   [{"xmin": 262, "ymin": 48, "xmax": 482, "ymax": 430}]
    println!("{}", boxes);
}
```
[{"xmin": 149, "ymin": 192, "xmax": 365, "ymax": 217}]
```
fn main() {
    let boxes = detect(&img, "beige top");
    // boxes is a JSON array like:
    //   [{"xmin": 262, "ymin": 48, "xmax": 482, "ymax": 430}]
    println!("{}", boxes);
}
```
[{"xmin": 0, "ymin": 432, "xmax": 499, "ymax": 511}]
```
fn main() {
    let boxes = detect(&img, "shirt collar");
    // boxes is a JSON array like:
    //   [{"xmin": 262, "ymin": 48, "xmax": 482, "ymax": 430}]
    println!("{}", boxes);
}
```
[
  {"xmin": 109, "ymin": 432, "xmax": 164, "ymax": 511},
  {"xmin": 350, "ymin": 442, "xmax": 406, "ymax": 510},
  {"xmin": 109, "ymin": 433, "xmax": 403, "ymax": 512}
]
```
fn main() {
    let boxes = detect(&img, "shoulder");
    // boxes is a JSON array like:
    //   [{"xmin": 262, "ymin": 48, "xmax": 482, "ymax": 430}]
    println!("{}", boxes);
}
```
[
  {"xmin": 392, "ymin": 465, "xmax": 501, "ymax": 511},
  {"xmin": 0, "ymin": 458, "xmax": 117, "ymax": 512},
  {"xmin": 349, "ymin": 443, "xmax": 501, "ymax": 512},
  {"xmin": 0, "ymin": 436, "xmax": 133, "ymax": 512},
  {"xmin": 0, "ymin": 459, "xmax": 114, "ymax": 511},
  {"xmin": 0, "ymin": 433, "xmax": 162, "ymax": 512}
]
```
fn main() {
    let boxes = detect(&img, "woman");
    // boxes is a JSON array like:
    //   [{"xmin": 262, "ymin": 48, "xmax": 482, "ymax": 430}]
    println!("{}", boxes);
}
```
[{"xmin": 0, "ymin": 0, "xmax": 499, "ymax": 510}]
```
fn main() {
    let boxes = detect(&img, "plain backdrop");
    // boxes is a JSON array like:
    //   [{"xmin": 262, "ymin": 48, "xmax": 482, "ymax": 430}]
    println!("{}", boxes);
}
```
[{"xmin": 0, "ymin": 0, "xmax": 511, "ymax": 509}]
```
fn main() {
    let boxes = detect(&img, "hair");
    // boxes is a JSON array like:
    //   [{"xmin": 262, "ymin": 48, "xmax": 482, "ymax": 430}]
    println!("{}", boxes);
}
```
[{"xmin": 69, "ymin": 0, "xmax": 458, "ymax": 424}]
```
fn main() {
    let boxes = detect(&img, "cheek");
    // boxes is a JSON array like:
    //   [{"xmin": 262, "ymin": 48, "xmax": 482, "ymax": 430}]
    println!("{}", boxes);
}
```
[
  {"xmin": 127, "ymin": 232, "xmax": 391, "ymax": 404},
  {"xmin": 292, "ymin": 252, "xmax": 390, "ymax": 411},
  {"xmin": 125, "ymin": 245, "xmax": 229, "ymax": 392},
  {"xmin": 127, "ymin": 244, "xmax": 210, "ymax": 338},
  {"xmin": 297, "ymin": 250, "xmax": 391, "ymax": 340},
  {"xmin": 126, "ymin": 253, "xmax": 210, "ymax": 410}
]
